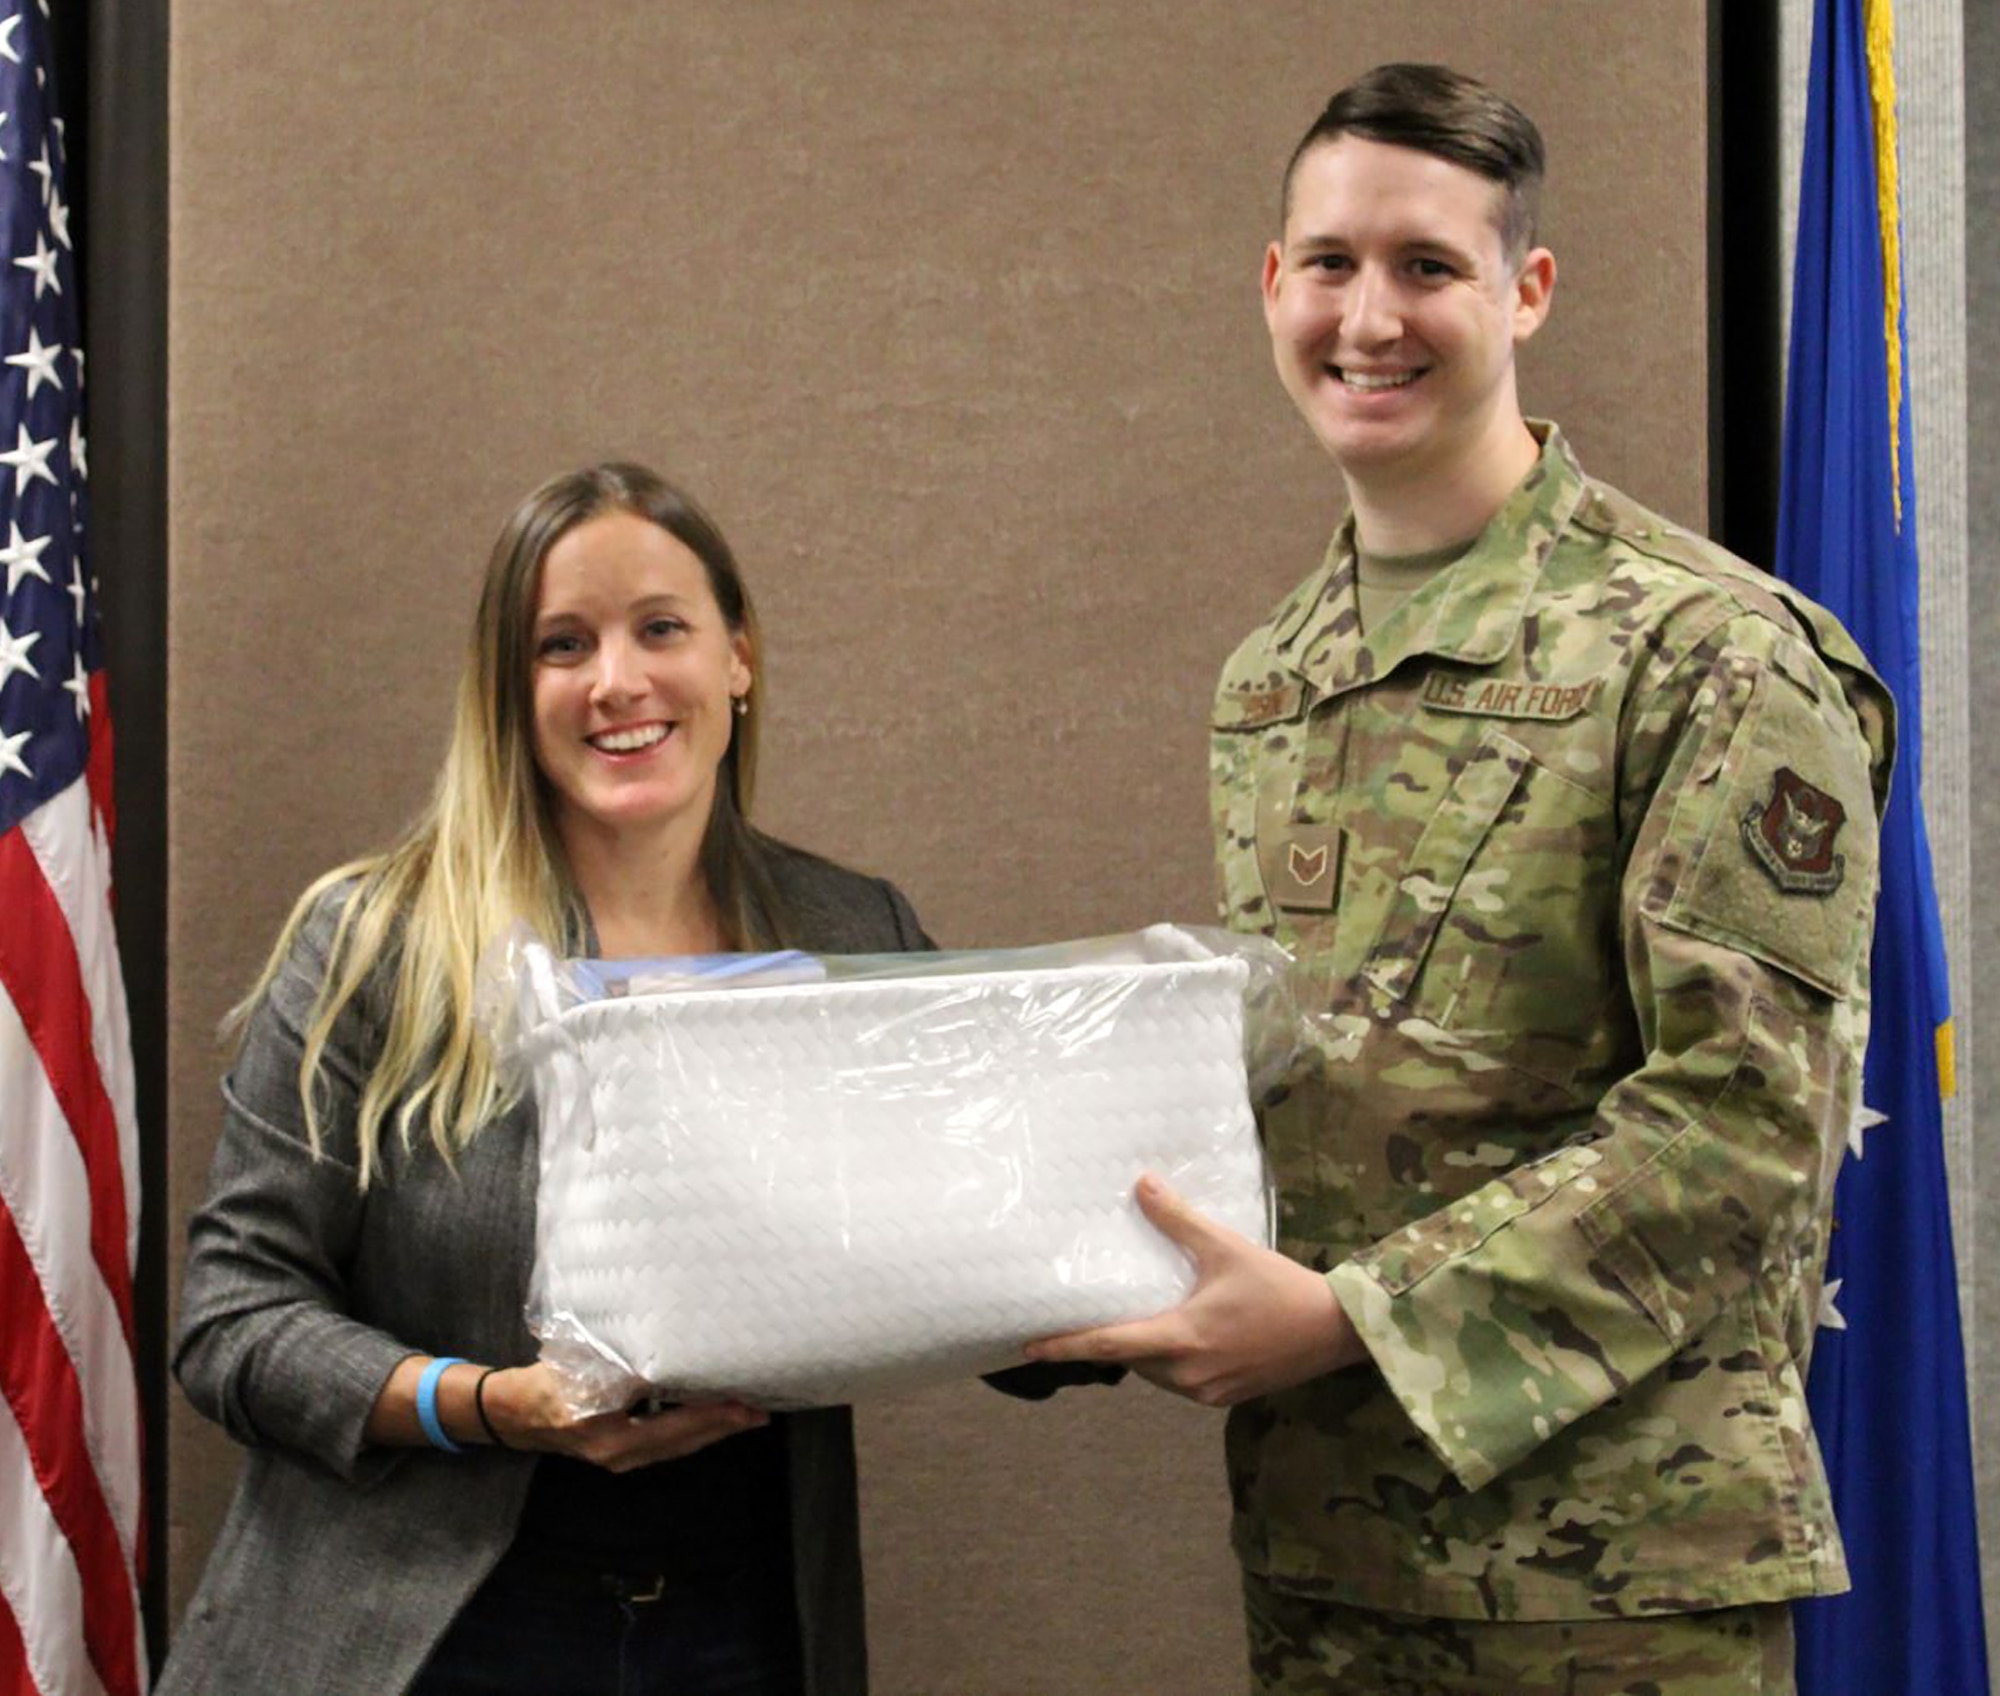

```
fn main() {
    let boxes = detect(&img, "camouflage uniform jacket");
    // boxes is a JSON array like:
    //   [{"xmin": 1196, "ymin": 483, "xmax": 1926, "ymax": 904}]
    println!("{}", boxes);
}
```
[{"xmin": 1211, "ymin": 425, "xmax": 1891, "ymax": 1621}]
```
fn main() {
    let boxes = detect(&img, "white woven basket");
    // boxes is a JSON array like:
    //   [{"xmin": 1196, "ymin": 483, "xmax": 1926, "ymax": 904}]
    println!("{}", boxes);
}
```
[{"xmin": 521, "ymin": 948, "xmax": 1267, "ymax": 1409}]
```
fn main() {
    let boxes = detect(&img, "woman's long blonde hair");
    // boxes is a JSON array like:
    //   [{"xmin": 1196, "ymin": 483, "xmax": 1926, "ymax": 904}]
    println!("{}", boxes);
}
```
[{"xmin": 236, "ymin": 463, "xmax": 784, "ymax": 1186}]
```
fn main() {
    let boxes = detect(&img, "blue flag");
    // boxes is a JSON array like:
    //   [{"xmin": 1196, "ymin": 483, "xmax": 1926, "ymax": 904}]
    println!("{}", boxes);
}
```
[{"xmin": 1777, "ymin": 1, "xmax": 1988, "ymax": 1691}]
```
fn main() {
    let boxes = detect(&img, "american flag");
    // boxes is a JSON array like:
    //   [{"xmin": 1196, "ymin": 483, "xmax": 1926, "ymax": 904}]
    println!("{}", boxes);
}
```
[{"xmin": 0, "ymin": 5, "xmax": 147, "ymax": 1694}]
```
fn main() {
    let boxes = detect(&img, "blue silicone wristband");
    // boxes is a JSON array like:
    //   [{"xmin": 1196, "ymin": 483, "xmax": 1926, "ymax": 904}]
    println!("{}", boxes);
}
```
[{"xmin": 416, "ymin": 1356, "xmax": 467, "ymax": 1453}]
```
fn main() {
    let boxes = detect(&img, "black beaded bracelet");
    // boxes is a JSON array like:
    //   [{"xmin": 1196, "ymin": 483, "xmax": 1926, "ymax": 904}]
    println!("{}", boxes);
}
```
[{"xmin": 473, "ymin": 1367, "xmax": 508, "ymax": 1449}]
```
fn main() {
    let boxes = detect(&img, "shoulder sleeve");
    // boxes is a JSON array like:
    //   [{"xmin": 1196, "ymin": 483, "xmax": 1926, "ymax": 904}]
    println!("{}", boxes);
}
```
[
  {"xmin": 173, "ymin": 888, "xmax": 417, "ymax": 1484},
  {"xmin": 1328, "ymin": 611, "xmax": 1886, "ymax": 1490},
  {"xmin": 762, "ymin": 837, "xmax": 939, "ymax": 954},
  {"xmin": 879, "ymin": 877, "xmax": 937, "ymax": 954}
]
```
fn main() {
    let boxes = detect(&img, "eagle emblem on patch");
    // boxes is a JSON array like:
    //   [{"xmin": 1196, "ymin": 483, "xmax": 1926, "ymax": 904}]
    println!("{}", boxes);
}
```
[{"xmin": 1743, "ymin": 767, "xmax": 1847, "ymax": 895}]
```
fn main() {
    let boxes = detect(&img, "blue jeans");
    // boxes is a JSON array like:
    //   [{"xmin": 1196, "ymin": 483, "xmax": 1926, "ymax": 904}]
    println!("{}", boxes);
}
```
[{"xmin": 409, "ymin": 1544, "xmax": 805, "ymax": 1696}]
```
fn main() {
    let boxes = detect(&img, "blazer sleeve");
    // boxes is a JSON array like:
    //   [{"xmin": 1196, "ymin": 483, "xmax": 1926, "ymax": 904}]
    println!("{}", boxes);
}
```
[{"xmin": 173, "ymin": 894, "xmax": 417, "ymax": 1484}]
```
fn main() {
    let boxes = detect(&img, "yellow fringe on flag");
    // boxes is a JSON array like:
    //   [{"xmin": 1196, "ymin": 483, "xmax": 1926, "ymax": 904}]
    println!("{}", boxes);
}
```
[
  {"xmin": 1868, "ymin": 3, "xmax": 1945, "ymax": 1105},
  {"xmin": 1864, "ymin": 0, "xmax": 1903, "ymax": 526}
]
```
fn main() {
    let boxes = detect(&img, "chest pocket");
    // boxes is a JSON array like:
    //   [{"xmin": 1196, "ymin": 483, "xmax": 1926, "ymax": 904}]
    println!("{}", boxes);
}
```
[
  {"xmin": 1210, "ymin": 672, "xmax": 1310, "ymax": 934},
  {"xmin": 1661, "ymin": 657, "xmax": 1878, "ymax": 999},
  {"xmin": 1358, "ymin": 724, "xmax": 1530, "ymax": 1009},
  {"xmin": 1350, "ymin": 718, "xmax": 1612, "ymax": 1090}
]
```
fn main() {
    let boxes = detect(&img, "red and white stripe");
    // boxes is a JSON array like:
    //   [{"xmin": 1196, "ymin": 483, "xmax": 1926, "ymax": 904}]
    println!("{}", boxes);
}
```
[{"xmin": 0, "ymin": 687, "xmax": 146, "ymax": 1696}]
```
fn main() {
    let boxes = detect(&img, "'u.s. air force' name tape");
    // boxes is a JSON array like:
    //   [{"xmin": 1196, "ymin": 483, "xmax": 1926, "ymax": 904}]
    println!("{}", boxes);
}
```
[{"xmin": 1419, "ymin": 674, "xmax": 1602, "ymax": 721}]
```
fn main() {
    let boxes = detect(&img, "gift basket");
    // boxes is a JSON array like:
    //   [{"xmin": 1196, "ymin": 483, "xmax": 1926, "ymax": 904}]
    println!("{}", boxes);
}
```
[{"xmin": 482, "ymin": 924, "xmax": 1289, "ymax": 1410}]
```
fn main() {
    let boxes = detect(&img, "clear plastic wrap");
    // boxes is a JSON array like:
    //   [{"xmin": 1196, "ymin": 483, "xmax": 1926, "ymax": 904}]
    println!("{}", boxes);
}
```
[{"xmin": 479, "ymin": 924, "xmax": 1295, "ymax": 1411}]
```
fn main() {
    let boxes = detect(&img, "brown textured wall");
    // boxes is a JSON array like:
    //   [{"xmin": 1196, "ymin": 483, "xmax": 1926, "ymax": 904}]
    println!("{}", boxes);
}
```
[{"xmin": 165, "ymin": 3, "xmax": 1710, "ymax": 1688}]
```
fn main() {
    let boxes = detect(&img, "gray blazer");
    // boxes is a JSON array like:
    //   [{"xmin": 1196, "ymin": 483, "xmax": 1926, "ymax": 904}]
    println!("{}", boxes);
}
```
[{"xmin": 159, "ymin": 845, "xmax": 927, "ymax": 1696}]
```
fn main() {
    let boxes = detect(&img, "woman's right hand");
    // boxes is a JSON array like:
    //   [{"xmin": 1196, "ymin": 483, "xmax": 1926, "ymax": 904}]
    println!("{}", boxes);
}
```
[{"xmin": 481, "ymin": 1363, "xmax": 769, "ymax": 1472}]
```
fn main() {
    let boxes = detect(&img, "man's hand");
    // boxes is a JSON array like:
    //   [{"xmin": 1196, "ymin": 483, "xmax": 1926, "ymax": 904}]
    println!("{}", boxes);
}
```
[{"xmin": 1024, "ymin": 1174, "xmax": 1371, "ymax": 1406}]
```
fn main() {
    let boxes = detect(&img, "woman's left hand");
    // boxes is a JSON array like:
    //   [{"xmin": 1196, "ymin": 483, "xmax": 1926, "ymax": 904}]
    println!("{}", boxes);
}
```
[{"xmin": 480, "ymin": 1363, "xmax": 769, "ymax": 1473}]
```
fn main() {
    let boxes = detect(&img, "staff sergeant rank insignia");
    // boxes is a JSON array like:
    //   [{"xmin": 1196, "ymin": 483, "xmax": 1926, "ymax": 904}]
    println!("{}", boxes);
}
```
[{"xmin": 1743, "ymin": 766, "xmax": 1847, "ymax": 895}]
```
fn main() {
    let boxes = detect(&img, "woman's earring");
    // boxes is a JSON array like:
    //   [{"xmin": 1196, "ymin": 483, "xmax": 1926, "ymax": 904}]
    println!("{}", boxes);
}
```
[{"xmin": 732, "ymin": 695, "xmax": 749, "ymax": 717}]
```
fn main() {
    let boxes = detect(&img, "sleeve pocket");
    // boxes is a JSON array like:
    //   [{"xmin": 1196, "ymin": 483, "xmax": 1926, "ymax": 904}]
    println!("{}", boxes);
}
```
[{"xmin": 1661, "ymin": 669, "xmax": 1876, "ymax": 1000}]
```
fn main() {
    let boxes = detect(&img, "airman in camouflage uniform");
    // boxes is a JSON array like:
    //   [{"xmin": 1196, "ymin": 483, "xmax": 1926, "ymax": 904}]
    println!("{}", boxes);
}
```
[
  {"xmin": 1030, "ymin": 63, "xmax": 1888, "ymax": 1696},
  {"xmin": 1217, "ymin": 421, "xmax": 1885, "ymax": 1691}
]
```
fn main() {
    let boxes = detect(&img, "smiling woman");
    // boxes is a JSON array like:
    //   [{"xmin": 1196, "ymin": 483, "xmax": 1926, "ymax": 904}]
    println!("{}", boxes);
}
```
[
  {"xmin": 153, "ymin": 463, "xmax": 943, "ymax": 1696},
  {"xmin": 467, "ymin": 465, "xmax": 783, "ymax": 969},
  {"xmin": 528, "ymin": 508, "xmax": 754, "ymax": 954}
]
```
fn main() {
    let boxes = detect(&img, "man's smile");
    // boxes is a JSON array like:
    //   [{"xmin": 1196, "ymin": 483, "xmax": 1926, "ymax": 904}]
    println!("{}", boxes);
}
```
[{"xmin": 1332, "ymin": 366, "xmax": 1423, "ymax": 391}]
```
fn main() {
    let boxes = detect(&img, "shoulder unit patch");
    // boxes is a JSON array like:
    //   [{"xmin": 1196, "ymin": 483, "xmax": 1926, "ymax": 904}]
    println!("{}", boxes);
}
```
[{"xmin": 1743, "ymin": 767, "xmax": 1847, "ymax": 895}]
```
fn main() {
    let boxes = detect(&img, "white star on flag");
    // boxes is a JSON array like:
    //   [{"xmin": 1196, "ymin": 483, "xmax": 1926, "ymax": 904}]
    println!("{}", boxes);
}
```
[
  {"xmin": 47, "ymin": 188, "xmax": 68, "ymax": 250},
  {"xmin": 0, "ymin": 422, "xmax": 57, "ymax": 493},
  {"xmin": 66, "ymin": 555, "xmax": 84, "ymax": 621},
  {"xmin": 0, "ymin": 16, "xmax": 21, "ymax": 65},
  {"xmin": 25, "ymin": 137, "xmax": 50, "ymax": 203},
  {"xmin": 1849, "ymin": 1102, "xmax": 1888, "ymax": 1161},
  {"xmin": 63, "ymin": 649, "xmax": 88, "ymax": 718},
  {"xmin": 0, "ymin": 724, "xmax": 30, "ymax": 781},
  {"xmin": 1817, "ymin": 1276, "xmax": 1847, "ymax": 1332},
  {"xmin": 6, "ymin": 324, "xmax": 61, "ymax": 396},
  {"xmin": 13, "ymin": 229, "xmax": 57, "ymax": 297},
  {"xmin": 0, "ymin": 519, "xmax": 50, "ymax": 592},
  {"xmin": 0, "ymin": 613, "xmax": 41, "ymax": 685},
  {"xmin": 68, "ymin": 411, "xmax": 85, "ymax": 478}
]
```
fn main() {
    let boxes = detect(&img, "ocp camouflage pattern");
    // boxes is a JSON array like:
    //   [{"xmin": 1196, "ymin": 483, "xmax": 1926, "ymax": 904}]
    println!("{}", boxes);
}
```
[
  {"xmin": 1211, "ymin": 425, "xmax": 1890, "ymax": 1621},
  {"xmin": 1244, "ymin": 1569, "xmax": 1794, "ymax": 1694}
]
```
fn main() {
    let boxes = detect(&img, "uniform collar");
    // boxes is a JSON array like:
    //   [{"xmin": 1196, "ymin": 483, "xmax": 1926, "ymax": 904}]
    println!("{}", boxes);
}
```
[{"xmin": 1275, "ymin": 422, "xmax": 1588, "ymax": 700}]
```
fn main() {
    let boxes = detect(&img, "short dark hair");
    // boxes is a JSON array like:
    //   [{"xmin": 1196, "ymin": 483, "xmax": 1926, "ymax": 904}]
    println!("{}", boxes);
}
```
[{"xmin": 1280, "ymin": 63, "xmax": 1545, "ymax": 261}]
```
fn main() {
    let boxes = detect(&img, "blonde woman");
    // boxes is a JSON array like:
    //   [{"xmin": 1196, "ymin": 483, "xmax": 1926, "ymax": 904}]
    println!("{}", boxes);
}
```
[{"xmin": 161, "ymin": 465, "xmax": 936, "ymax": 1695}]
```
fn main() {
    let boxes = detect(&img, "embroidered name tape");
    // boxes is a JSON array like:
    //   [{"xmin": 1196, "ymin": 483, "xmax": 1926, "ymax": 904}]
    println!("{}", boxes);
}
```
[{"xmin": 1420, "ymin": 674, "xmax": 1602, "ymax": 721}]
